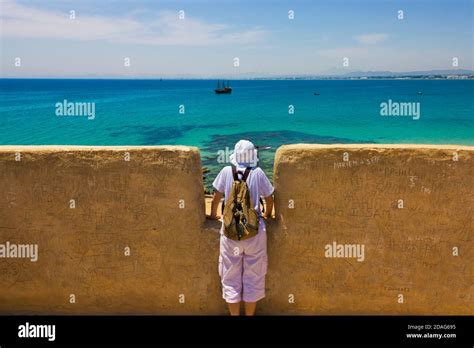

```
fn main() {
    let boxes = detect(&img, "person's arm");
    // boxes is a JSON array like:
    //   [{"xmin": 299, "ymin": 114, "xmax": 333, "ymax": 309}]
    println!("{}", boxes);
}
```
[
  {"xmin": 209, "ymin": 190, "xmax": 223, "ymax": 220},
  {"xmin": 263, "ymin": 195, "xmax": 274, "ymax": 219},
  {"xmin": 257, "ymin": 168, "xmax": 274, "ymax": 219}
]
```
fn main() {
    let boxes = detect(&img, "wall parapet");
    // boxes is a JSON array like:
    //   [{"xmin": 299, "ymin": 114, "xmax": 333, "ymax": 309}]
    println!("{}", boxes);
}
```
[{"xmin": 0, "ymin": 145, "xmax": 472, "ymax": 314}]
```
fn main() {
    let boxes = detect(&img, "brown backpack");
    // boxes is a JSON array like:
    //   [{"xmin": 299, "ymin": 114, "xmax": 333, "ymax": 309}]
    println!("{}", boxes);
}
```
[{"xmin": 223, "ymin": 166, "xmax": 259, "ymax": 241}]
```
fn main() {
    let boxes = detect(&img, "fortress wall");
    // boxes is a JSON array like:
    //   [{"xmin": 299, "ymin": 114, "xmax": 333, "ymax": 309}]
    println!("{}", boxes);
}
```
[
  {"xmin": 0, "ymin": 146, "xmax": 224, "ymax": 314},
  {"xmin": 264, "ymin": 144, "xmax": 473, "ymax": 314},
  {"xmin": 0, "ymin": 145, "xmax": 472, "ymax": 314}
]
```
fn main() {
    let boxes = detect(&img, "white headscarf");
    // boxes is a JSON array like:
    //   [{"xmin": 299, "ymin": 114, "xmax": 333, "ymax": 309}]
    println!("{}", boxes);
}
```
[{"xmin": 229, "ymin": 139, "xmax": 259, "ymax": 169}]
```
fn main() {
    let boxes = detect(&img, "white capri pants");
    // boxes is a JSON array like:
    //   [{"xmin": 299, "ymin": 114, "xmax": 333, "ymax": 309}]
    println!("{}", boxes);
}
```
[{"xmin": 218, "ymin": 221, "xmax": 268, "ymax": 303}]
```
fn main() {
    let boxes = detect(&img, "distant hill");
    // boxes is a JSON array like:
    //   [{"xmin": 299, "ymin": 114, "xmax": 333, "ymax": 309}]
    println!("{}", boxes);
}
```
[
  {"xmin": 3, "ymin": 69, "xmax": 473, "ymax": 80},
  {"xmin": 248, "ymin": 69, "xmax": 474, "ymax": 80},
  {"xmin": 339, "ymin": 69, "xmax": 474, "ymax": 78}
]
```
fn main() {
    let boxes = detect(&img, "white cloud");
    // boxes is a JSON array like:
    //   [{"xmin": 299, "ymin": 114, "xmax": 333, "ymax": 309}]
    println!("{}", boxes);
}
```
[
  {"xmin": 0, "ymin": 1, "xmax": 266, "ymax": 45},
  {"xmin": 354, "ymin": 33, "xmax": 389, "ymax": 45},
  {"xmin": 316, "ymin": 33, "xmax": 389, "ymax": 61},
  {"xmin": 317, "ymin": 46, "xmax": 369, "ymax": 58}
]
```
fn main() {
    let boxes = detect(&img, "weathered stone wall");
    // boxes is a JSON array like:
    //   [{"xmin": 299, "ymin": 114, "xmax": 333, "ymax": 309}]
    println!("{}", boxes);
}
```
[
  {"xmin": 0, "ymin": 145, "xmax": 472, "ymax": 314},
  {"xmin": 0, "ymin": 146, "xmax": 223, "ymax": 314},
  {"xmin": 264, "ymin": 144, "xmax": 473, "ymax": 315}
]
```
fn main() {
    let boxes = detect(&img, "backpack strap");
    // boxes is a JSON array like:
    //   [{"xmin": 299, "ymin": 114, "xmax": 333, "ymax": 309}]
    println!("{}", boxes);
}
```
[
  {"xmin": 231, "ymin": 165, "xmax": 239, "ymax": 181},
  {"xmin": 231, "ymin": 166, "xmax": 252, "ymax": 182},
  {"xmin": 242, "ymin": 167, "xmax": 251, "ymax": 182}
]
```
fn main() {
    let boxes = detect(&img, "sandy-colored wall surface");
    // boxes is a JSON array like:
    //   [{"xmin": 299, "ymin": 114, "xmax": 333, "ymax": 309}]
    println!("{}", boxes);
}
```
[
  {"xmin": 266, "ymin": 144, "xmax": 473, "ymax": 314},
  {"xmin": 0, "ymin": 146, "xmax": 223, "ymax": 314},
  {"xmin": 0, "ymin": 145, "xmax": 472, "ymax": 314}
]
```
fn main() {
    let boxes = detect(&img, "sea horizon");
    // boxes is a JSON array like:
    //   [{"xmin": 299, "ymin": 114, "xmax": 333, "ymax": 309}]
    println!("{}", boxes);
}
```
[
  {"xmin": 1, "ymin": 78, "xmax": 473, "ymax": 187},
  {"xmin": 1, "ymin": 0, "xmax": 474, "ymax": 333}
]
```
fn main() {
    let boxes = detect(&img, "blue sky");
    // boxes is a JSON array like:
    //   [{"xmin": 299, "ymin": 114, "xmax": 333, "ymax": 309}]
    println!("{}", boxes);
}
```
[{"xmin": 1, "ymin": 0, "xmax": 472, "ymax": 77}]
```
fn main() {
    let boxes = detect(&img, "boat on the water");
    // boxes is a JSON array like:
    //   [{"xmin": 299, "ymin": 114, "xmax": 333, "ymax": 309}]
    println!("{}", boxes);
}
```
[{"xmin": 215, "ymin": 80, "xmax": 232, "ymax": 94}]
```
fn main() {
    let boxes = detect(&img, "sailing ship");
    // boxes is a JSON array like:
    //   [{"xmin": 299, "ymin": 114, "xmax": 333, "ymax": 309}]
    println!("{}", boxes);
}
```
[{"xmin": 215, "ymin": 80, "xmax": 232, "ymax": 94}]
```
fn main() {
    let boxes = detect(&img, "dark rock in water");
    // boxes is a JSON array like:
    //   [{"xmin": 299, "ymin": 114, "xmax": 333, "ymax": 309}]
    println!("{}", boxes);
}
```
[
  {"xmin": 106, "ymin": 124, "xmax": 233, "ymax": 145},
  {"xmin": 202, "ymin": 130, "xmax": 372, "ymax": 153},
  {"xmin": 200, "ymin": 130, "xmax": 375, "ymax": 190}
]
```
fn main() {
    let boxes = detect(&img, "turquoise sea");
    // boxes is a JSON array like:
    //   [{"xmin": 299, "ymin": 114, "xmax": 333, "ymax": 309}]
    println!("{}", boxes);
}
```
[{"xmin": 1, "ymin": 79, "xmax": 473, "ymax": 187}]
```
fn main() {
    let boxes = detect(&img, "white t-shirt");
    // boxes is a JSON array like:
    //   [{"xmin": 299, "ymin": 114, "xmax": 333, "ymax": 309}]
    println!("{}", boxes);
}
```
[{"xmin": 212, "ymin": 166, "xmax": 274, "ymax": 216}]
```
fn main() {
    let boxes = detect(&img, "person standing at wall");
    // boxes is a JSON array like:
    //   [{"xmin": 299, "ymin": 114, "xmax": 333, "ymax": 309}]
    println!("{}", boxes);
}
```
[{"xmin": 207, "ymin": 140, "xmax": 274, "ymax": 316}]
